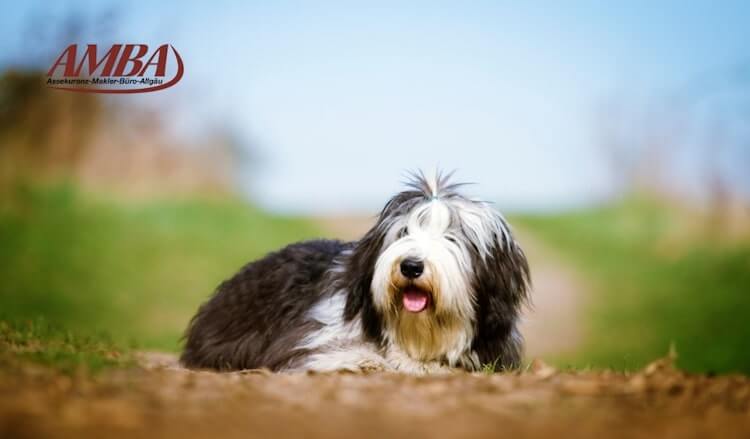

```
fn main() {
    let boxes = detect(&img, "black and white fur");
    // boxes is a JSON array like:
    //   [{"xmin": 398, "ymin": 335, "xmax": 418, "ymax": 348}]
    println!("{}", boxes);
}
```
[{"xmin": 181, "ymin": 171, "xmax": 530, "ymax": 373}]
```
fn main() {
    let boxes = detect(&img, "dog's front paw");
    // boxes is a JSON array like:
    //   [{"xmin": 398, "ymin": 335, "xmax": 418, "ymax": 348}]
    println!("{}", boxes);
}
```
[
  {"xmin": 386, "ymin": 348, "xmax": 455, "ymax": 375},
  {"xmin": 420, "ymin": 361, "xmax": 455, "ymax": 375}
]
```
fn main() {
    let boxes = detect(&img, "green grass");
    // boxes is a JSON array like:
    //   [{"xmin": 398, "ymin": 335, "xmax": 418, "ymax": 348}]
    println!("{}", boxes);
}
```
[
  {"xmin": 515, "ymin": 197, "xmax": 750, "ymax": 374},
  {"xmin": 0, "ymin": 182, "xmax": 322, "ymax": 358},
  {"xmin": 0, "ymin": 317, "xmax": 131, "ymax": 374}
]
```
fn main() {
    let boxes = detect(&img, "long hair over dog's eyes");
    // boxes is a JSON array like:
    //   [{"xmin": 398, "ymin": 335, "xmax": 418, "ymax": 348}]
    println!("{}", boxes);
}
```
[{"xmin": 397, "ymin": 227, "xmax": 408, "ymax": 238}]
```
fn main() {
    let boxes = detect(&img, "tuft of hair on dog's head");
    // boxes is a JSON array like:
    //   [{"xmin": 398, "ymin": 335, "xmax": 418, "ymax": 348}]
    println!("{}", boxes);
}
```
[{"xmin": 343, "ymin": 169, "xmax": 530, "ymax": 367}]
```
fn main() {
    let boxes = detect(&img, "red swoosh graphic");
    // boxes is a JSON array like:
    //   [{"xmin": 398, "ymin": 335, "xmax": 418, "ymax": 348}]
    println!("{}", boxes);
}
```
[{"xmin": 47, "ymin": 45, "xmax": 184, "ymax": 94}]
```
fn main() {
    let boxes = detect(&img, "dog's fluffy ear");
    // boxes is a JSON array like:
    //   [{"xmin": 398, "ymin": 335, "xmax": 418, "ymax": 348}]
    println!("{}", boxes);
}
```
[
  {"xmin": 471, "ymin": 225, "xmax": 531, "ymax": 368},
  {"xmin": 342, "ymin": 191, "xmax": 421, "ymax": 342},
  {"xmin": 342, "ymin": 222, "xmax": 386, "ymax": 342}
]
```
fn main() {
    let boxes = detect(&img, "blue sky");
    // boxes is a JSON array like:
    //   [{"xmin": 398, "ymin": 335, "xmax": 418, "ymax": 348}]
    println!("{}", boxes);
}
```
[{"xmin": 2, "ymin": 1, "xmax": 749, "ymax": 213}]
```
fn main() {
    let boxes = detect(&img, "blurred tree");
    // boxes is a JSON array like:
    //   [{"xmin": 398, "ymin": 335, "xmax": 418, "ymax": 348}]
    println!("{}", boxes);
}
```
[
  {"xmin": 596, "ymin": 58, "xmax": 750, "ymax": 235},
  {"xmin": 0, "ymin": 6, "xmax": 244, "ymax": 198},
  {"xmin": 0, "ymin": 70, "xmax": 101, "ymax": 185}
]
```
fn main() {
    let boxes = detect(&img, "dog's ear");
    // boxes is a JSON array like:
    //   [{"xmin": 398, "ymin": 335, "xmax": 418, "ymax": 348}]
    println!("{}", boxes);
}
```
[
  {"xmin": 472, "ymin": 224, "xmax": 531, "ymax": 368},
  {"xmin": 342, "ymin": 191, "xmax": 419, "ymax": 342},
  {"xmin": 342, "ymin": 222, "xmax": 386, "ymax": 342}
]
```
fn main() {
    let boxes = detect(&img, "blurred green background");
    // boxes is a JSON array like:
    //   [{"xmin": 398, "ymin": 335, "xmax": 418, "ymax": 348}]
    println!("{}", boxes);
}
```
[
  {"xmin": 517, "ymin": 199, "xmax": 750, "ymax": 373},
  {"xmin": 0, "ymin": 183, "xmax": 319, "ymax": 351}
]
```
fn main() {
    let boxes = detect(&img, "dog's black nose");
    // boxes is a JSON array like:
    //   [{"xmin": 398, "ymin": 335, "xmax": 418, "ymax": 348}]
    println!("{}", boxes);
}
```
[{"xmin": 400, "ymin": 258, "xmax": 424, "ymax": 279}]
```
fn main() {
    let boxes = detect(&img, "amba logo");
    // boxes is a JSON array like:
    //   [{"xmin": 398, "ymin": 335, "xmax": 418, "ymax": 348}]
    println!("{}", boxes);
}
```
[{"xmin": 46, "ymin": 44, "xmax": 184, "ymax": 93}]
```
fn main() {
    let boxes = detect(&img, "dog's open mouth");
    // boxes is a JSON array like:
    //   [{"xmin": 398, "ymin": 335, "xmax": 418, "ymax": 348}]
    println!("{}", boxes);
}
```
[{"xmin": 401, "ymin": 286, "xmax": 431, "ymax": 313}]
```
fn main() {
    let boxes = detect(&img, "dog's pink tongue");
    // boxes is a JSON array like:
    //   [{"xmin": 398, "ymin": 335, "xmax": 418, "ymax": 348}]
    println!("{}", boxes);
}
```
[{"xmin": 402, "ymin": 288, "xmax": 429, "ymax": 313}]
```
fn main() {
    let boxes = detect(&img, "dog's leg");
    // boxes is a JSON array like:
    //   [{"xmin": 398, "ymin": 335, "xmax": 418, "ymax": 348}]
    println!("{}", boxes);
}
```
[{"xmin": 291, "ymin": 345, "xmax": 391, "ymax": 373}]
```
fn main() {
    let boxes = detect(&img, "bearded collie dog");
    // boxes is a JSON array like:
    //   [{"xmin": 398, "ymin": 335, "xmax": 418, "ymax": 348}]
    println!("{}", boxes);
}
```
[{"xmin": 181, "ymin": 171, "xmax": 530, "ymax": 373}]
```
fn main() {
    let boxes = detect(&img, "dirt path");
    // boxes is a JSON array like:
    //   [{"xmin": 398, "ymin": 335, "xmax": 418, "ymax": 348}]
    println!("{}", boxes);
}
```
[
  {"xmin": 314, "ymin": 216, "xmax": 588, "ymax": 360},
  {"xmin": 514, "ymin": 227, "xmax": 586, "ymax": 359},
  {"xmin": 3, "ymin": 354, "xmax": 750, "ymax": 439}
]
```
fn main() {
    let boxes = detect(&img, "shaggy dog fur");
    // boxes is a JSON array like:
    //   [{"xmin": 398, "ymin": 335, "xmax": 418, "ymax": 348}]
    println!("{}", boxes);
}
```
[{"xmin": 181, "ymin": 172, "xmax": 530, "ymax": 373}]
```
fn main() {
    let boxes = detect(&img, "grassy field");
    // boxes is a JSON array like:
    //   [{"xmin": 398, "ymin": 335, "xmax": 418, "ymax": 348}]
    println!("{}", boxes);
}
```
[
  {"xmin": 0, "ymin": 317, "xmax": 131, "ymax": 374},
  {"xmin": 516, "ymin": 197, "xmax": 750, "ymax": 374},
  {"xmin": 0, "ymin": 183, "xmax": 322, "ymax": 366}
]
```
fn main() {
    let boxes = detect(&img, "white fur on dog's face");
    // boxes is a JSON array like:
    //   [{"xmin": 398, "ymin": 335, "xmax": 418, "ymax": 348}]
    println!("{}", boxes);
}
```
[{"xmin": 370, "ymin": 175, "xmax": 513, "ymax": 365}]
